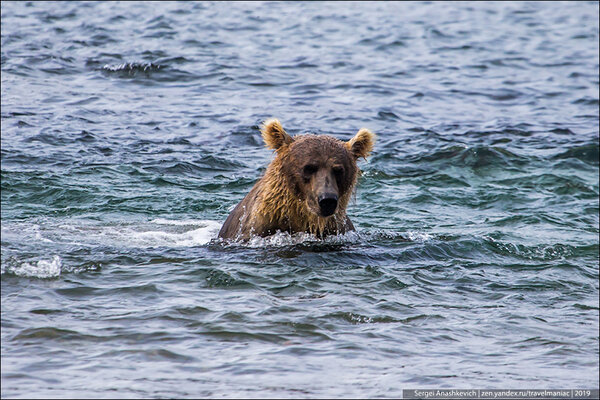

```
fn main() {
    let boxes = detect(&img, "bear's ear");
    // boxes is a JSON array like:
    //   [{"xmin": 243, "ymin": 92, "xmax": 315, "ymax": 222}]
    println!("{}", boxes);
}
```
[
  {"xmin": 345, "ymin": 128, "xmax": 375, "ymax": 160},
  {"xmin": 261, "ymin": 118, "xmax": 294, "ymax": 151}
]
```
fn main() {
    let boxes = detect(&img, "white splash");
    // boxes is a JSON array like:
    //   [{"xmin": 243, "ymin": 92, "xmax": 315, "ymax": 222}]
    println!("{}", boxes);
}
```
[
  {"xmin": 150, "ymin": 218, "xmax": 215, "ymax": 226},
  {"xmin": 225, "ymin": 229, "xmax": 362, "ymax": 248},
  {"xmin": 405, "ymin": 231, "xmax": 434, "ymax": 242},
  {"xmin": 6, "ymin": 256, "xmax": 62, "ymax": 278},
  {"xmin": 2, "ymin": 218, "xmax": 223, "ymax": 251},
  {"xmin": 130, "ymin": 220, "xmax": 222, "ymax": 247}
]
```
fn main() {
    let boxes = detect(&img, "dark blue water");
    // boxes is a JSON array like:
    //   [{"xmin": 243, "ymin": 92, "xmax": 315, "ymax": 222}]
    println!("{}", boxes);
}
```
[{"xmin": 1, "ymin": 1, "xmax": 599, "ymax": 398}]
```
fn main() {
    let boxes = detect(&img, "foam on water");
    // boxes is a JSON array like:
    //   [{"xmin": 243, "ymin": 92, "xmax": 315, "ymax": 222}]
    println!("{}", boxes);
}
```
[
  {"xmin": 130, "ymin": 220, "xmax": 222, "ymax": 247},
  {"xmin": 2, "ymin": 218, "xmax": 223, "ymax": 250},
  {"xmin": 404, "ymin": 231, "xmax": 434, "ymax": 242},
  {"xmin": 101, "ymin": 62, "xmax": 161, "ymax": 72},
  {"xmin": 2, "ymin": 256, "xmax": 62, "ymax": 279},
  {"xmin": 239, "ymin": 232, "xmax": 361, "ymax": 248},
  {"xmin": 5, "ymin": 218, "xmax": 409, "ymax": 251},
  {"xmin": 150, "ymin": 218, "xmax": 216, "ymax": 227}
]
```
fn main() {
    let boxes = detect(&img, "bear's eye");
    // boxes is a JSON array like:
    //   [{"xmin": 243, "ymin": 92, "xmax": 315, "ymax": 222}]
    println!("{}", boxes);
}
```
[
  {"xmin": 332, "ymin": 166, "xmax": 344, "ymax": 177},
  {"xmin": 303, "ymin": 164, "xmax": 318, "ymax": 176}
]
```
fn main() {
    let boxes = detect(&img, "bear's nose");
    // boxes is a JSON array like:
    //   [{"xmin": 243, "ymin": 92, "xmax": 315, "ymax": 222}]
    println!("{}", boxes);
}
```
[{"xmin": 318, "ymin": 193, "xmax": 338, "ymax": 217}]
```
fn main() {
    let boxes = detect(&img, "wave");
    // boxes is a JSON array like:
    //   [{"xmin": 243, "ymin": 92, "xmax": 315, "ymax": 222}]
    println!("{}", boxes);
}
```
[
  {"xmin": 2, "ymin": 255, "xmax": 62, "ymax": 278},
  {"xmin": 1, "ymin": 218, "xmax": 222, "ymax": 251},
  {"xmin": 406, "ymin": 145, "xmax": 527, "ymax": 169},
  {"xmin": 101, "ymin": 61, "xmax": 162, "ymax": 73},
  {"xmin": 216, "ymin": 230, "xmax": 361, "ymax": 249},
  {"xmin": 130, "ymin": 221, "xmax": 221, "ymax": 247},
  {"xmin": 482, "ymin": 236, "xmax": 592, "ymax": 261},
  {"xmin": 553, "ymin": 143, "xmax": 599, "ymax": 165},
  {"xmin": 216, "ymin": 228, "xmax": 435, "ymax": 250},
  {"xmin": 2, "ymin": 217, "xmax": 435, "ymax": 254},
  {"xmin": 100, "ymin": 61, "xmax": 203, "ymax": 83}
]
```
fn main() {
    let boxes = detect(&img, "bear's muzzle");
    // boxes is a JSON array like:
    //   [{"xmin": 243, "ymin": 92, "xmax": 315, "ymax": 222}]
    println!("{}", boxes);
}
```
[{"xmin": 318, "ymin": 193, "xmax": 338, "ymax": 217}]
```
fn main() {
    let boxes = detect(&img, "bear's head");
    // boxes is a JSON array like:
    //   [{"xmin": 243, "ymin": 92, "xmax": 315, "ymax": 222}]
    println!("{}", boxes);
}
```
[{"xmin": 261, "ymin": 118, "xmax": 375, "ymax": 219}]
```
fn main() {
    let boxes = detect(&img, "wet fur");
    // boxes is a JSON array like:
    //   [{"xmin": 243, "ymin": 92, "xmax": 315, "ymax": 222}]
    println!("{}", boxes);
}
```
[{"xmin": 218, "ymin": 119, "xmax": 374, "ymax": 240}]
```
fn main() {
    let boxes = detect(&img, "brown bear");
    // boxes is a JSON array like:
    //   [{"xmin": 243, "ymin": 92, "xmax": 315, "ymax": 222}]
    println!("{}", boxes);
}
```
[{"xmin": 218, "ymin": 119, "xmax": 375, "ymax": 240}]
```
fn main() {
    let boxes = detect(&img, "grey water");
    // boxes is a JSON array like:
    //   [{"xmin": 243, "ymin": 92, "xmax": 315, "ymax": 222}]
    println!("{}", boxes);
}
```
[{"xmin": 1, "ymin": 1, "xmax": 599, "ymax": 398}]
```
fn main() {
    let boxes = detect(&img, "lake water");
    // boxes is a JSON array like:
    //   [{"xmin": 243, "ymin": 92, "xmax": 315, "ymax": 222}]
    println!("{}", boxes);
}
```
[{"xmin": 1, "ymin": 1, "xmax": 599, "ymax": 398}]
